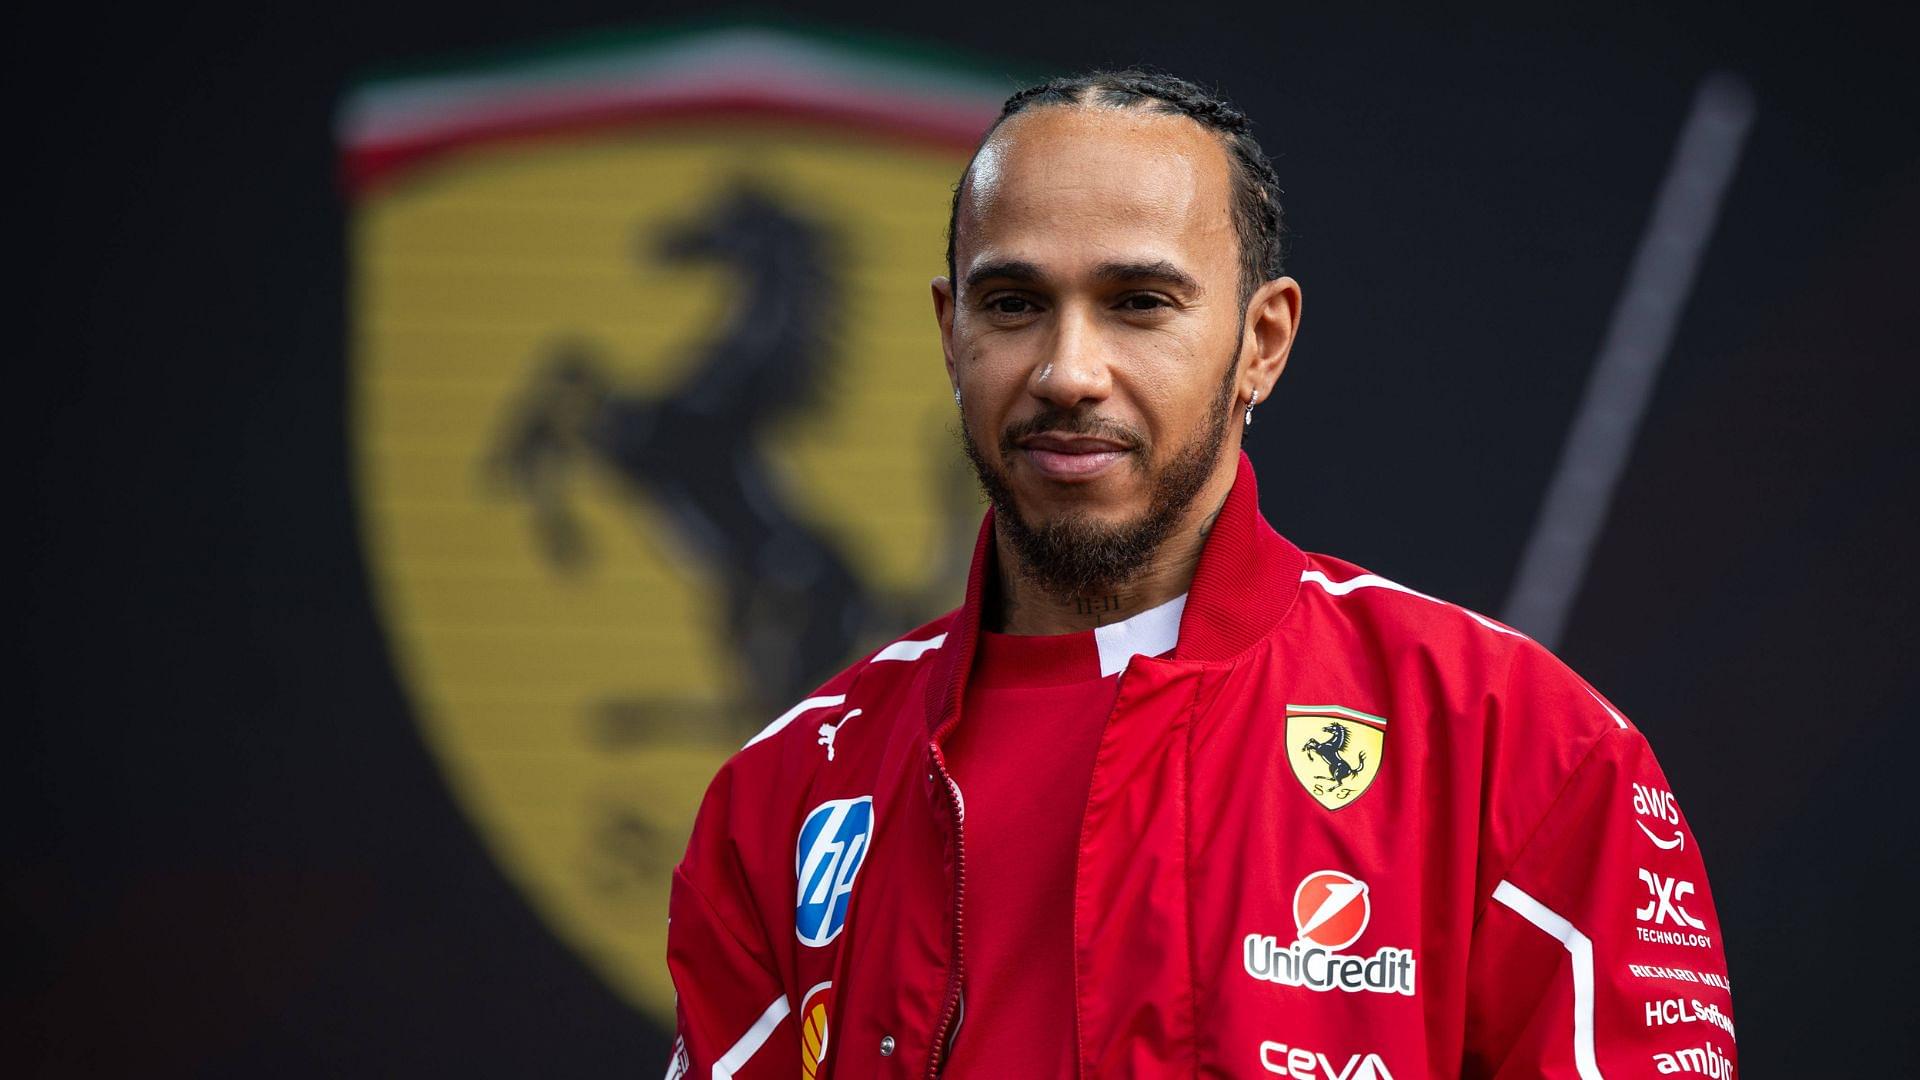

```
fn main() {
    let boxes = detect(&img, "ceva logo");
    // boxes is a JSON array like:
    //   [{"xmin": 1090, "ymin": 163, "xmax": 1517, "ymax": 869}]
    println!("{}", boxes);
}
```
[
  {"xmin": 1259, "ymin": 1039, "xmax": 1396, "ymax": 1079},
  {"xmin": 795, "ymin": 797, "xmax": 873, "ymax": 947}
]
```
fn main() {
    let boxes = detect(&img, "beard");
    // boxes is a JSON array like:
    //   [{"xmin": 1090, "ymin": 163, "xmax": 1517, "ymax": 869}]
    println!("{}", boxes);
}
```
[{"xmin": 960, "ymin": 358, "xmax": 1238, "ymax": 603}]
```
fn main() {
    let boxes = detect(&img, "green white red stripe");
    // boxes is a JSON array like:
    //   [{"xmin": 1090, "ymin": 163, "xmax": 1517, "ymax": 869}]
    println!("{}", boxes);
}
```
[
  {"xmin": 337, "ymin": 21, "xmax": 1015, "ymax": 194},
  {"xmin": 1287, "ymin": 704, "xmax": 1390, "ymax": 727}
]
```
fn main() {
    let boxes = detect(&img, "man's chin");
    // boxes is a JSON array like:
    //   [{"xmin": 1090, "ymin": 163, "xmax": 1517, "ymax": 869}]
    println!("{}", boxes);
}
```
[
  {"xmin": 1006, "ymin": 500, "xmax": 1141, "ymax": 540},
  {"xmin": 998, "ymin": 507, "xmax": 1160, "ymax": 600},
  {"xmin": 1004, "ymin": 487, "xmax": 1153, "ymax": 545}
]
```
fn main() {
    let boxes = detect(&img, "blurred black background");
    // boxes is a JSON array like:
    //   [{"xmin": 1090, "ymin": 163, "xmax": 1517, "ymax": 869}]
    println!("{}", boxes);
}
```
[{"xmin": 13, "ymin": 2, "xmax": 1917, "ymax": 1075}]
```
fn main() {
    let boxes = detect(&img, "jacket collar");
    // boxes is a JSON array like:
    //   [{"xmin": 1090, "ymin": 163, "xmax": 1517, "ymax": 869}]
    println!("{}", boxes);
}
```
[{"xmin": 925, "ymin": 451, "xmax": 1305, "ymax": 739}]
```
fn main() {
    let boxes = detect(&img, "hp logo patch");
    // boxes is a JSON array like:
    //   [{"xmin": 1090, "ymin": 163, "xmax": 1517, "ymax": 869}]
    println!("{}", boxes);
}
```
[{"xmin": 795, "ymin": 796, "xmax": 874, "ymax": 946}]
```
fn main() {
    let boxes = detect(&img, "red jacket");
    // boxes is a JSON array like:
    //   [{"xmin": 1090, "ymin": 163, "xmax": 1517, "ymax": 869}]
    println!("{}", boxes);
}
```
[{"xmin": 665, "ymin": 453, "xmax": 1735, "ymax": 1079}]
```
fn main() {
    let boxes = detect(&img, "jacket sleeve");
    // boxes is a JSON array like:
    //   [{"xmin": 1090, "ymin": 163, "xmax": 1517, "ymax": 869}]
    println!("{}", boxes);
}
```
[
  {"xmin": 664, "ymin": 667, "xmax": 872, "ymax": 1080},
  {"xmin": 1462, "ymin": 692, "xmax": 1737, "ymax": 1078},
  {"xmin": 664, "ymin": 871, "xmax": 793, "ymax": 1078}
]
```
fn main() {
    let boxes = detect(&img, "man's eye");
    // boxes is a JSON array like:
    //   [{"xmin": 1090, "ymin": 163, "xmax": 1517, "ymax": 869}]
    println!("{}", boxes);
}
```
[
  {"xmin": 988, "ymin": 296, "xmax": 1035, "ymax": 315},
  {"xmin": 1120, "ymin": 294, "xmax": 1171, "ymax": 312}
]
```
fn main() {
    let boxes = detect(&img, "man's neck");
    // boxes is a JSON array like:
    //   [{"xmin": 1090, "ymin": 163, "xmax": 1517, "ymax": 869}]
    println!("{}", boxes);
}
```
[{"xmin": 989, "ymin": 493, "xmax": 1229, "ymax": 636}]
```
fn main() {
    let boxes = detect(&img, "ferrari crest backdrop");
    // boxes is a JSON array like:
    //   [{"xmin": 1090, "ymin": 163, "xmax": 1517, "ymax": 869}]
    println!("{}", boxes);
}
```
[{"xmin": 339, "ymin": 21, "xmax": 1008, "ymax": 1022}]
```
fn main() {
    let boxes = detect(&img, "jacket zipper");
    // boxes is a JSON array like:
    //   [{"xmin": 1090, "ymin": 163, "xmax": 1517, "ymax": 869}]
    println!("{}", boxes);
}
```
[{"xmin": 924, "ymin": 744, "xmax": 968, "ymax": 1078}]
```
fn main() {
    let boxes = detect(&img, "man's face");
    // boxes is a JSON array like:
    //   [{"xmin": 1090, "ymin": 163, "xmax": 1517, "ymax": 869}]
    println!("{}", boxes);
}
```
[{"xmin": 935, "ymin": 105, "xmax": 1249, "ymax": 597}]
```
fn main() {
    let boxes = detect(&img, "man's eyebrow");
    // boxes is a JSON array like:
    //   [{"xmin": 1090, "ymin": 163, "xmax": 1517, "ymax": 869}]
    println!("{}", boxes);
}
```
[
  {"xmin": 1093, "ymin": 259, "xmax": 1203, "ymax": 294},
  {"xmin": 962, "ymin": 258, "xmax": 1203, "ymax": 294},
  {"xmin": 963, "ymin": 259, "xmax": 1045, "ymax": 292}
]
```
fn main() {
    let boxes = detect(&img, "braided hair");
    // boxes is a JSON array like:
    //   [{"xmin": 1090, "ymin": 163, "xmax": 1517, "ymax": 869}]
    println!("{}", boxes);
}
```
[{"xmin": 945, "ymin": 68, "xmax": 1287, "ymax": 311}]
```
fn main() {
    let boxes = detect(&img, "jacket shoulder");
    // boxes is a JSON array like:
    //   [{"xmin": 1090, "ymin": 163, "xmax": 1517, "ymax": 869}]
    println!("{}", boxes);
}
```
[
  {"xmin": 674, "ymin": 609, "xmax": 959, "ymax": 911},
  {"xmin": 1290, "ymin": 552, "xmax": 1662, "ymax": 875},
  {"xmin": 1292, "ymin": 552, "xmax": 1628, "ymax": 744},
  {"xmin": 704, "ymin": 609, "xmax": 959, "ymax": 796},
  {"xmin": 1296, "ymin": 552, "xmax": 1527, "ymax": 651}
]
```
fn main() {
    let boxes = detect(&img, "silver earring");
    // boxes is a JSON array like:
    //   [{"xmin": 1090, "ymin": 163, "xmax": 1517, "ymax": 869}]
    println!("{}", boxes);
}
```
[
  {"xmin": 954, "ymin": 387, "xmax": 962, "ymax": 406},
  {"xmin": 1244, "ymin": 389, "xmax": 1259, "ymax": 428}
]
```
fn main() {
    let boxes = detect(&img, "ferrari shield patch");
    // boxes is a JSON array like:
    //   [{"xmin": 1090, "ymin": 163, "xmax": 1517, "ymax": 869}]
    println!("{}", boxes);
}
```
[{"xmin": 1285, "ymin": 704, "xmax": 1388, "ymax": 810}]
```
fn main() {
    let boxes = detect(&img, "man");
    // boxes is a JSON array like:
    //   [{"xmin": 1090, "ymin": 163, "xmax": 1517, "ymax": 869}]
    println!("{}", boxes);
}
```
[{"xmin": 665, "ymin": 70, "xmax": 1734, "ymax": 1079}]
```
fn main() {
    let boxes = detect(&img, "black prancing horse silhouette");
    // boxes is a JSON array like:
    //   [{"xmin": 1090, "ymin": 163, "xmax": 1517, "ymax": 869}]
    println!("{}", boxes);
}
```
[{"xmin": 488, "ymin": 182, "xmax": 874, "ymax": 719}]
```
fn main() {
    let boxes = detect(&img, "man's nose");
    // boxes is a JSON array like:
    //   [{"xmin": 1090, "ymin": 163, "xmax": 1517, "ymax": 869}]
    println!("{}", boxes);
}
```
[{"xmin": 1028, "ymin": 303, "xmax": 1111, "ymax": 409}]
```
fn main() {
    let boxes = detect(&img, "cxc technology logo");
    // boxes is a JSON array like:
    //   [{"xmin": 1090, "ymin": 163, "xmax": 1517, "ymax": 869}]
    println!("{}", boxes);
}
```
[
  {"xmin": 796, "ymin": 797, "xmax": 874, "ymax": 947},
  {"xmin": 1244, "ymin": 870, "xmax": 1416, "ymax": 995},
  {"xmin": 1636, "ymin": 868, "xmax": 1713, "ymax": 949}
]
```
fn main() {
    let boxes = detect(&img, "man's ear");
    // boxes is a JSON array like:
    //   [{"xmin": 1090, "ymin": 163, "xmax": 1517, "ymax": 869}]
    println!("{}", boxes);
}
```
[
  {"xmin": 932, "ymin": 276, "xmax": 959, "ymax": 391},
  {"xmin": 1240, "ymin": 276, "xmax": 1302, "ymax": 404}
]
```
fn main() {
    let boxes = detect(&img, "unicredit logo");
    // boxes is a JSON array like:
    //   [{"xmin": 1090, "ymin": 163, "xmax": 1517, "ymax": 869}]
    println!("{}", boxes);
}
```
[
  {"xmin": 1244, "ymin": 870, "xmax": 1416, "ymax": 996},
  {"xmin": 1295, "ymin": 870, "xmax": 1371, "ymax": 948}
]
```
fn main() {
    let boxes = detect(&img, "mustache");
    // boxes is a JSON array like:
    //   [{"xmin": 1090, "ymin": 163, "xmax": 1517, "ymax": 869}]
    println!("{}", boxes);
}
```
[{"xmin": 997, "ymin": 408, "xmax": 1147, "ymax": 454}]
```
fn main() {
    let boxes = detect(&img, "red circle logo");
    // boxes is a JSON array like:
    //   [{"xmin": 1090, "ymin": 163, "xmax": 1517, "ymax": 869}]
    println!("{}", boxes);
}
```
[{"xmin": 1292, "ymin": 870, "xmax": 1371, "ymax": 950}]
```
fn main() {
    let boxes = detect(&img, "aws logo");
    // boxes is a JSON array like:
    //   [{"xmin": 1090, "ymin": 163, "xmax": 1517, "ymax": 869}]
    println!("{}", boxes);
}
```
[{"xmin": 1633, "ymin": 782, "xmax": 1686, "ymax": 851}]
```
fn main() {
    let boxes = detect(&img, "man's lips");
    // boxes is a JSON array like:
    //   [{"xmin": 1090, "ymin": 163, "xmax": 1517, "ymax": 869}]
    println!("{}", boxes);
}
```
[{"xmin": 1015, "ymin": 435, "xmax": 1133, "ymax": 480}]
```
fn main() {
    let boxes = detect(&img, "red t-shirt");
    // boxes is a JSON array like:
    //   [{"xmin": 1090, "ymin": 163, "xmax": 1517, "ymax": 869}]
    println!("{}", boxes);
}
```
[{"xmin": 940, "ymin": 596, "xmax": 1185, "ymax": 1074}]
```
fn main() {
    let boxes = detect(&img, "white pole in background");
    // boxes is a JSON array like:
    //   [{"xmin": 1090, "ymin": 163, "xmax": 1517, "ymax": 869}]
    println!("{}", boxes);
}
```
[{"xmin": 1503, "ymin": 73, "xmax": 1756, "ymax": 649}]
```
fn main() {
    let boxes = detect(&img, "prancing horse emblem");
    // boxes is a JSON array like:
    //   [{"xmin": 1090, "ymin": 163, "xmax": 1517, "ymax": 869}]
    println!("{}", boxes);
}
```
[
  {"xmin": 1284, "ymin": 705, "xmax": 1388, "ymax": 811},
  {"xmin": 486, "ymin": 182, "xmax": 972, "ymax": 725},
  {"xmin": 1302, "ymin": 722, "xmax": 1367, "ymax": 787}
]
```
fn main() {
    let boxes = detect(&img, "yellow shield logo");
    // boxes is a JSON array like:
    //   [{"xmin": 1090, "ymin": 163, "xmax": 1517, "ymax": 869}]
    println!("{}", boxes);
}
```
[
  {"xmin": 799, "ymin": 981, "xmax": 833, "ymax": 1079},
  {"xmin": 1285, "ymin": 705, "xmax": 1387, "ymax": 810},
  {"xmin": 341, "ymin": 23, "xmax": 1011, "ymax": 1025}
]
